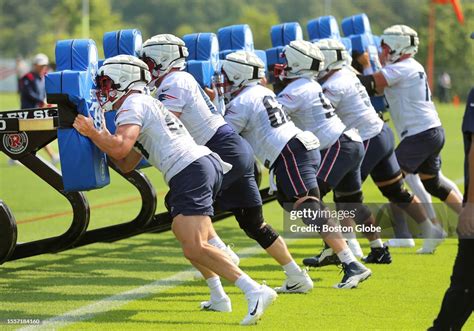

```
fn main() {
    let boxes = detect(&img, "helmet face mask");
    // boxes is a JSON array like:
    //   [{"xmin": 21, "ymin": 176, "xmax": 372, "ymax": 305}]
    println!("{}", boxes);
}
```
[
  {"xmin": 95, "ymin": 74, "xmax": 124, "ymax": 112},
  {"xmin": 141, "ymin": 55, "xmax": 162, "ymax": 81}
]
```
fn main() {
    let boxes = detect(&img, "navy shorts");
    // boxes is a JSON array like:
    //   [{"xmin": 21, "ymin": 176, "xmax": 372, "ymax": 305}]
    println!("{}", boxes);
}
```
[
  {"xmin": 167, "ymin": 155, "xmax": 223, "ymax": 218},
  {"xmin": 273, "ymin": 137, "xmax": 321, "ymax": 201},
  {"xmin": 395, "ymin": 126, "xmax": 445, "ymax": 175},
  {"xmin": 317, "ymin": 134, "xmax": 364, "ymax": 196},
  {"xmin": 206, "ymin": 124, "xmax": 262, "ymax": 210},
  {"xmin": 361, "ymin": 123, "xmax": 401, "ymax": 182}
]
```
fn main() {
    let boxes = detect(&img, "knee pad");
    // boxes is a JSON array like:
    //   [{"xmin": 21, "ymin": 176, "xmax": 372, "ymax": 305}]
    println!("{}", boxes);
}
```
[
  {"xmin": 276, "ymin": 186, "xmax": 321, "ymax": 212},
  {"xmin": 421, "ymin": 175, "xmax": 452, "ymax": 201},
  {"xmin": 294, "ymin": 195, "xmax": 328, "ymax": 227},
  {"xmin": 232, "ymin": 206, "xmax": 279, "ymax": 249},
  {"xmin": 334, "ymin": 191, "xmax": 372, "ymax": 224},
  {"xmin": 379, "ymin": 179, "xmax": 414, "ymax": 205}
]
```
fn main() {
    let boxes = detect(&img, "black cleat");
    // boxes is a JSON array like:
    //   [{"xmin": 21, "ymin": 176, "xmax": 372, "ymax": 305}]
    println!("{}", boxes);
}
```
[
  {"xmin": 334, "ymin": 261, "xmax": 372, "ymax": 289},
  {"xmin": 303, "ymin": 246, "xmax": 341, "ymax": 268},
  {"xmin": 361, "ymin": 246, "xmax": 392, "ymax": 264}
]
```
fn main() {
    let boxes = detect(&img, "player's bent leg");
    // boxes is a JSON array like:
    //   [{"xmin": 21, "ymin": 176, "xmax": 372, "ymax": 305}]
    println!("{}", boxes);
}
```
[
  {"xmin": 172, "ymin": 214, "xmax": 277, "ymax": 323},
  {"xmin": 420, "ymin": 172, "xmax": 463, "ymax": 214},
  {"xmin": 376, "ymin": 175, "xmax": 445, "ymax": 253},
  {"xmin": 293, "ymin": 192, "xmax": 372, "ymax": 288},
  {"xmin": 334, "ymin": 190, "xmax": 391, "ymax": 264},
  {"xmin": 232, "ymin": 206, "xmax": 313, "ymax": 293},
  {"xmin": 172, "ymin": 214, "xmax": 242, "ymax": 281}
]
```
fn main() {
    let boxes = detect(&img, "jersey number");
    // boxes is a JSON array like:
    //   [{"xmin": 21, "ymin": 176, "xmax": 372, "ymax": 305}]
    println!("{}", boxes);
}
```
[
  {"xmin": 318, "ymin": 92, "xmax": 333, "ymax": 110},
  {"xmin": 263, "ymin": 96, "xmax": 289, "ymax": 128}
]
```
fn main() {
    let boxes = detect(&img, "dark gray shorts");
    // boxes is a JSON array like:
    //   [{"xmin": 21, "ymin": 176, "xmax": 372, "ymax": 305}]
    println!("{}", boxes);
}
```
[
  {"xmin": 395, "ymin": 126, "xmax": 445, "ymax": 175},
  {"xmin": 167, "ymin": 155, "xmax": 223, "ymax": 218}
]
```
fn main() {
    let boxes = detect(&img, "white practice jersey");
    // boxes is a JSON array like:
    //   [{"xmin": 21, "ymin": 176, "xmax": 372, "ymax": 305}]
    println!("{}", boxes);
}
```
[
  {"xmin": 277, "ymin": 77, "xmax": 346, "ymax": 150},
  {"xmin": 116, "ymin": 93, "xmax": 213, "ymax": 184},
  {"xmin": 225, "ymin": 84, "xmax": 317, "ymax": 168},
  {"xmin": 322, "ymin": 67, "xmax": 384, "ymax": 141},
  {"xmin": 381, "ymin": 57, "xmax": 441, "ymax": 139},
  {"xmin": 154, "ymin": 71, "xmax": 227, "ymax": 145}
]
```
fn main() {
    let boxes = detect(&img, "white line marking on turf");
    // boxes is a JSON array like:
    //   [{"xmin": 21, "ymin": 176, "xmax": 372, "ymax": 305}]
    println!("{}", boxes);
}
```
[
  {"xmin": 454, "ymin": 177, "xmax": 463, "ymax": 185},
  {"xmin": 18, "ymin": 240, "xmax": 298, "ymax": 331}
]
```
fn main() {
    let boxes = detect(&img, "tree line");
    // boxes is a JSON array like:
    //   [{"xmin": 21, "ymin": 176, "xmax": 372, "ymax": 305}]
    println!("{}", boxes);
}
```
[{"xmin": 0, "ymin": 0, "xmax": 472, "ymax": 99}]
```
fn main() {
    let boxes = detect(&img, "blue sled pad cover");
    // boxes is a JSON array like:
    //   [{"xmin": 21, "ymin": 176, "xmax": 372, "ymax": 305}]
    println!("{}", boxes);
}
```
[
  {"xmin": 103, "ymin": 29, "xmax": 142, "ymax": 58},
  {"xmin": 183, "ymin": 33, "xmax": 219, "ymax": 65},
  {"xmin": 341, "ymin": 13, "xmax": 372, "ymax": 37},
  {"xmin": 307, "ymin": 16, "xmax": 340, "ymax": 41},
  {"xmin": 217, "ymin": 24, "xmax": 254, "ymax": 51},
  {"xmin": 185, "ymin": 60, "xmax": 213, "ymax": 88},
  {"xmin": 271, "ymin": 22, "xmax": 303, "ymax": 47},
  {"xmin": 58, "ymin": 128, "xmax": 110, "ymax": 192},
  {"xmin": 46, "ymin": 70, "xmax": 110, "ymax": 191},
  {"xmin": 46, "ymin": 71, "xmax": 94, "ymax": 111},
  {"xmin": 55, "ymin": 39, "xmax": 98, "ymax": 74}
]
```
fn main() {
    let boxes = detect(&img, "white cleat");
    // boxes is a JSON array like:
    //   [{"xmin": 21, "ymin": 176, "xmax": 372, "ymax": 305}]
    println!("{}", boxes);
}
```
[
  {"xmin": 240, "ymin": 284, "xmax": 278, "ymax": 325},
  {"xmin": 347, "ymin": 238, "xmax": 364, "ymax": 258},
  {"xmin": 386, "ymin": 238, "xmax": 416, "ymax": 248},
  {"xmin": 274, "ymin": 269, "xmax": 313, "ymax": 293},
  {"xmin": 194, "ymin": 244, "xmax": 240, "ymax": 280},
  {"xmin": 200, "ymin": 296, "xmax": 232, "ymax": 312},
  {"xmin": 417, "ymin": 229, "xmax": 447, "ymax": 254}
]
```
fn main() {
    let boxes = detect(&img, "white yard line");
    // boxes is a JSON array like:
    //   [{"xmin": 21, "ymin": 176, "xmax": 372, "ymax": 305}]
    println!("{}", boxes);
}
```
[{"xmin": 18, "ymin": 239, "xmax": 297, "ymax": 331}]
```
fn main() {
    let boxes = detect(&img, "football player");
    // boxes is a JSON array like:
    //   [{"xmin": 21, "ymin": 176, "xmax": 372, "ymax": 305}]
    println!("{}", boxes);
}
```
[
  {"xmin": 357, "ymin": 25, "xmax": 463, "ymax": 252},
  {"xmin": 73, "ymin": 55, "xmax": 276, "ymax": 325}
]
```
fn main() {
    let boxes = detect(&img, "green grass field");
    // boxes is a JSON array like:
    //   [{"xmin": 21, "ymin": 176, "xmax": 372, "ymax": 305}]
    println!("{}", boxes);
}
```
[{"xmin": 0, "ymin": 92, "xmax": 472, "ymax": 330}]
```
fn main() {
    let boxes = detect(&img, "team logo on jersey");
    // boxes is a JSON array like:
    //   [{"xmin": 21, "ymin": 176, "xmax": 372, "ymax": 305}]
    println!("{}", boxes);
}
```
[
  {"xmin": 158, "ymin": 93, "xmax": 177, "ymax": 102},
  {"xmin": 3, "ymin": 132, "xmax": 28, "ymax": 155}
]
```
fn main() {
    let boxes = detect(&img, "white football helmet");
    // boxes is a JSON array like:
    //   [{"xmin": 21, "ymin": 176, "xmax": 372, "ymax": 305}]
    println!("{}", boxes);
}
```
[
  {"xmin": 221, "ymin": 50, "xmax": 265, "ymax": 99},
  {"xmin": 140, "ymin": 34, "xmax": 189, "ymax": 81},
  {"xmin": 276, "ymin": 40, "xmax": 324, "ymax": 80},
  {"xmin": 315, "ymin": 39, "xmax": 350, "ymax": 79},
  {"xmin": 96, "ymin": 55, "xmax": 151, "ymax": 111},
  {"xmin": 380, "ymin": 25, "xmax": 419, "ymax": 64}
]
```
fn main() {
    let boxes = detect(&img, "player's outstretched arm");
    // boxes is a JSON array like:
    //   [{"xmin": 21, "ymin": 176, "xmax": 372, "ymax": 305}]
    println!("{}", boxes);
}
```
[{"xmin": 73, "ymin": 114, "xmax": 141, "ymax": 162}]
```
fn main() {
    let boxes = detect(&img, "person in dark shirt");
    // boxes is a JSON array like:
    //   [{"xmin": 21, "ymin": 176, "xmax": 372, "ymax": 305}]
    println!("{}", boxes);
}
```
[
  {"xmin": 12, "ymin": 54, "xmax": 59, "ymax": 165},
  {"xmin": 19, "ymin": 53, "xmax": 48, "ymax": 109},
  {"xmin": 429, "ymin": 33, "xmax": 474, "ymax": 330}
]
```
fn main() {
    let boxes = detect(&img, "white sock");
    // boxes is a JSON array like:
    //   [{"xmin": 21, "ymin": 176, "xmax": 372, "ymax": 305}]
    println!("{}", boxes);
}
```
[
  {"xmin": 337, "ymin": 248, "xmax": 357, "ymax": 265},
  {"xmin": 344, "ymin": 231, "xmax": 357, "ymax": 240},
  {"xmin": 208, "ymin": 236, "xmax": 227, "ymax": 250},
  {"xmin": 282, "ymin": 260, "xmax": 302, "ymax": 275},
  {"xmin": 419, "ymin": 220, "xmax": 437, "ymax": 238},
  {"xmin": 369, "ymin": 239, "xmax": 384, "ymax": 248},
  {"xmin": 235, "ymin": 274, "xmax": 260, "ymax": 294},
  {"xmin": 206, "ymin": 276, "xmax": 227, "ymax": 301}
]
